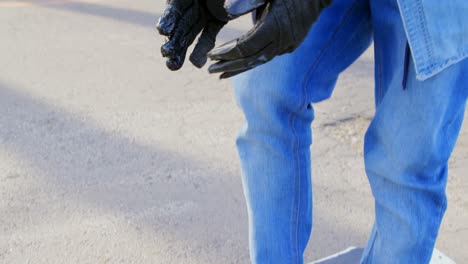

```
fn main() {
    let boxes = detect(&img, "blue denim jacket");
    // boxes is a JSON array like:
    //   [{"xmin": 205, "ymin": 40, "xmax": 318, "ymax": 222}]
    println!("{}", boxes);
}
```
[{"xmin": 397, "ymin": 0, "xmax": 468, "ymax": 80}]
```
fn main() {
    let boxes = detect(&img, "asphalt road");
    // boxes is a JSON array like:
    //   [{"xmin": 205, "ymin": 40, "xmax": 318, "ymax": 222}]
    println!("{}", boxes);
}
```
[{"xmin": 0, "ymin": 0, "xmax": 467, "ymax": 263}]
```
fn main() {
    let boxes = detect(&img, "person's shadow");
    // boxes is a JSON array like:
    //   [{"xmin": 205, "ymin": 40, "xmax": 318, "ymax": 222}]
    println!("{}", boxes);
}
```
[
  {"xmin": 0, "ymin": 76, "xmax": 367, "ymax": 262},
  {"xmin": 0, "ymin": 81, "xmax": 250, "ymax": 262}
]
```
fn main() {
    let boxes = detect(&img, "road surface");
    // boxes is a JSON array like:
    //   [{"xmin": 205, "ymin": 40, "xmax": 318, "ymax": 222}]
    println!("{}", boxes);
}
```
[{"xmin": 1, "ymin": 0, "xmax": 467, "ymax": 263}]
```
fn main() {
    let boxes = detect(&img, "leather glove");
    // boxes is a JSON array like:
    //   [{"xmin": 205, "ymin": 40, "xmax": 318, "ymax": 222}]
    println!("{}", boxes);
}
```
[
  {"xmin": 208, "ymin": 0, "xmax": 332, "ymax": 79},
  {"xmin": 156, "ymin": 0, "xmax": 231, "ymax": 71}
]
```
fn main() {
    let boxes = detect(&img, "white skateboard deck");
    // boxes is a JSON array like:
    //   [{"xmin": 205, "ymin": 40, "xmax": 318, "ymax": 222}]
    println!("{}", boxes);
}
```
[{"xmin": 310, "ymin": 247, "xmax": 455, "ymax": 264}]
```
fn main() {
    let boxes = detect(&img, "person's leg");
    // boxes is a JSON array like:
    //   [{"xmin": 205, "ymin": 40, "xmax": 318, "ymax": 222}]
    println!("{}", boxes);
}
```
[
  {"xmin": 361, "ymin": 0, "xmax": 468, "ymax": 263},
  {"xmin": 232, "ymin": 0, "xmax": 373, "ymax": 263}
]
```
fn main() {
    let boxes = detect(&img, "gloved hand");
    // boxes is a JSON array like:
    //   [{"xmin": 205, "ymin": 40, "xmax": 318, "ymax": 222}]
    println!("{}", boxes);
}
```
[
  {"xmin": 156, "ymin": 0, "xmax": 231, "ymax": 71},
  {"xmin": 156, "ymin": 0, "xmax": 268, "ymax": 71},
  {"xmin": 208, "ymin": 0, "xmax": 332, "ymax": 79}
]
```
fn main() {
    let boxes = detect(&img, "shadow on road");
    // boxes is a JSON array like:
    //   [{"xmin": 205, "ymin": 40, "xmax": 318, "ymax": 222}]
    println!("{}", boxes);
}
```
[
  {"xmin": 0, "ymin": 80, "xmax": 249, "ymax": 262},
  {"xmin": 0, "ymin": 79, "xmax": 367, "ymax": 262},
  {"xmin": 33, "ymin": 0, "xmax": 246, "ymax": 40}
]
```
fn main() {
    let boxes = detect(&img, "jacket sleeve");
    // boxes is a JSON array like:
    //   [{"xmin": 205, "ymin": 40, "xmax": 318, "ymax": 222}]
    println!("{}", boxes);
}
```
[{"xmin": 397, "ymin": 0, "xmax": 468, "ymax": 80}]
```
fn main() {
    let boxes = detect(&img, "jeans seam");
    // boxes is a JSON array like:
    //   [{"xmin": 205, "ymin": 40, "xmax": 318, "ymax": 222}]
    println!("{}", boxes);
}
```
[
  {"xmin": 289, "ymin": 111, "xmax": 301, "ymax": 264},
  {"xmin": 318, "ymin": 17, "xmax": 372, "ymax": 88},
  {"xmin": 361, "ymin": 229, "xmax": 377, "ymax": 264},
  {"xmin": 290, "ymin": 2, "xmax": 362, "ymax": 262},
  {"xmin": 375, "ymin": 38, "xmax": 383, "ymax": 104},
  {"xmin": 301, "ymin": 0, "xmax": 362, "ymax": 94}
]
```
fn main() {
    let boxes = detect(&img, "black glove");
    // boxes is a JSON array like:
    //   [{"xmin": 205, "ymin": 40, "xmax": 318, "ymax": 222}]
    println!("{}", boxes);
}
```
[
  {"xmin": 208, "ymin": 0, "xmax": 332, "ymax": 79},
  {"xmin": 156, "ymin": 0, "xmax": 232, "ymax": 71}
]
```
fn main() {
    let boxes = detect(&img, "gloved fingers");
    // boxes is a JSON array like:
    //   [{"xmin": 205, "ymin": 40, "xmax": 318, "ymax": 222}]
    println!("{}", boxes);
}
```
[
  {"xmin": 219, "ymin": 68, "xmax": 250, "ymax": 79},
  {"xmin": 161, "ymin": 4, "xmax": 205, "ymax": 70},
  {"xmin": 207, "ymin": 38, "xmax": 240, "ymax": 60},
  {"xmin": 162, "ymin": 22, "xmax": 204, "ymax": 70},
  {"xmin": 208, "ymin": 45, "xmax": 272, "ymax": 74},
  {"xmin": 225, "ymin": 0, "xmax": 266, "ymax": 17},
  {"xmin": 208, "ymin": 16, "xmax": 274, "ymax": 61},
  {"xmin": 157, "ymin": 0, "xmax": 193, "ymax": 36},
  {"xmin": 189, "ymin": 20, "xmax": 226, "ymax": 68},
  {"xmin": 165, "ymin": 51, "xmax": 187, "ymax": 71}
]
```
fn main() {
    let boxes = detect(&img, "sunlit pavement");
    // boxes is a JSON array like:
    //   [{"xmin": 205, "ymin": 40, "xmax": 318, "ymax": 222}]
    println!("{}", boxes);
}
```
[
  {"xmin": 0, "ymin": 1, "xmax": 467, "ymax": 263},
  {"xmin": 309, "ymin": 248, "xmax": 455, "ymax": 264}
]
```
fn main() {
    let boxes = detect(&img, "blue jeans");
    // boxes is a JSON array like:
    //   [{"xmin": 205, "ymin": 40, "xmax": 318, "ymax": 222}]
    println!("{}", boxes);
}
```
[{"xmin": 232, "ymin": 0, "xmax": 468, "ymax": 263}]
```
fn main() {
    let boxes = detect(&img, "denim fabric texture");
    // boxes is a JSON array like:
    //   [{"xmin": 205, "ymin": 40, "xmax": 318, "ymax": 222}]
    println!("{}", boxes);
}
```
[
  {"xmin": 232, "ymin": 0, "xmax": 468, "ymax": 263},
  {"xmin": 397, "ymin": 0, "xmax": 468, "ymax": 80}
]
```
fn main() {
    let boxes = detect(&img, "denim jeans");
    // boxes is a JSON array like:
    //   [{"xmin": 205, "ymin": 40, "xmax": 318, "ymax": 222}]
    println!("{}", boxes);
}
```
[{"xmin": 232, "ymin": 0, "xmax": 468, "ymax": 263}]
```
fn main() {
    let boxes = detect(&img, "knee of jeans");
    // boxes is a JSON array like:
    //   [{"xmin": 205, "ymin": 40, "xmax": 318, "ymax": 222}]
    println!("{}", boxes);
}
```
[
  {"xmin": 233, "ymin": 73, "xmax": 315, "ymax": 127},
  {"xmin": 307, "ymin": 76, "xmax": 338, "ymax": 103},
  {"xmin": 233, "ymin": 75, "xmax": 315, "ymax": 154},
  {"xmin": 363, "ymin": 120, "xmax": 452, "ymax": 187},
  {"xmin": 363, "ymin": 124, "xmax": 450, "ymax": 236}
]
